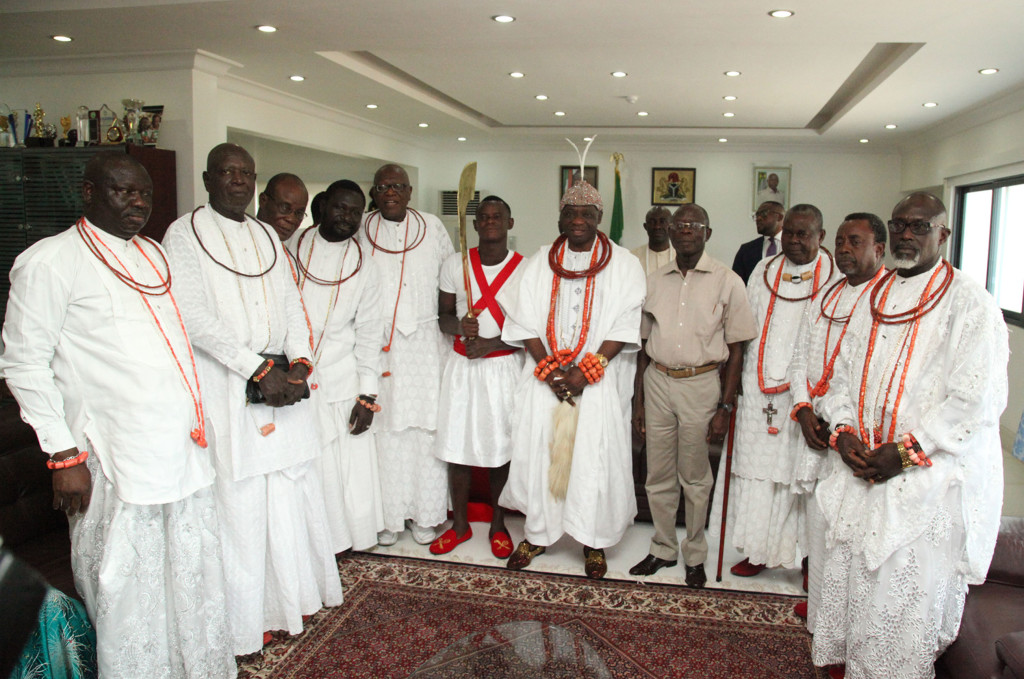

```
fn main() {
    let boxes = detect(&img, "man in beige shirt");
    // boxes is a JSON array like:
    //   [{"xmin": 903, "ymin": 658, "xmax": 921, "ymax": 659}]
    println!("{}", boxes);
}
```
[
  {"xmin": 630, "ymin": 206, "xmax": 675, "ymax": 275},
  {"xmin": 631, "ymin": 203, "xmax": 757, "ymax": 587}
]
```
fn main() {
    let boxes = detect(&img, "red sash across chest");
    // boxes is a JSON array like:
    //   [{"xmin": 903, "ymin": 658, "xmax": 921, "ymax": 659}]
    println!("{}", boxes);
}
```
[{"xmin": 453, "ymin": 248, "xmax": 523, "ymax": 359}]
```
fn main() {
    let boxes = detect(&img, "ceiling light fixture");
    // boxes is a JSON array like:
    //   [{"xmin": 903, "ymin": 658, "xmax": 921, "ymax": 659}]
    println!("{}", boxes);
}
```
[
  {"xmin": 611, "ymin": 71, "xmax": 627, "ymax": 78},
  {"xmin": 718, "ymin": 138, "xmax": 728, "ymax": 143},
  {"xmin": 723, "ymin": 112, "xmax": 735, "ymax": 117},
  {"xmin": 923, "ymin": 102, "xmax": 938, "ymax": 108},
  {"xmin": 418, "ymin": 123, "xmax": 429, "ymax": 128},
  {"xmin": 289, "ymin": 75, "xmax": 305, "ymax": 82},
  {"xmin": 723, "ymin": 95, "xmax": 737, "ymax": 101},
  {"xmin": 583, "ymin": 137, "xmax": 593, "ymax": 142},
  {"xmin": 884, "ymin": 123, "xmax": 897, "ymax": 129},
  {"xmin": 725, "ymin": 70, "xmax": 741, "ymax": 77},
  {"xmin": 366, "ymin": 104, "xmax": 378, "ymax": 109},
  {"xmin": 51, "ymin": 35, "xmax": 73, "ymax": 42},
  {"xmin": 979, "ymin": 68, "xmax": 999, "ymax": 75},
  {"xmin": 457, "ymin": 137, "xmax": 467, "ymax": 141},
  {"xmin": 859, "ymin": 138, "xmax": 870, "ymax": 143},
  {"xmin": 492, "ymin": 15, "xmax": 515, "ymax": 23},
  {"xmin": 535, "ymin": 94, "xmax": 548, "ymax": 101},
  {"xmin": 554, "ymin": 111, "xmax": 565, "ymax": 116},
  {"xmin": 256, "ymin": 25, "xmax": 277, "ymax": 33},
  {"xmin": 768, "ymin": 9, "xmax": 794, "ymax": 18},
  {"xmin": 637, "ymin": 111, "xmax": 649, "ymax": 117},
  {"xmin": 509, "ymin": 71, "xmax": 524, "ymax": 78}
]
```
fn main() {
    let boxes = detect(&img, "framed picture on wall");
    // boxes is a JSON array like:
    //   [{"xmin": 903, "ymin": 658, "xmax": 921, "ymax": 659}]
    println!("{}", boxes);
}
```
[
  {"xmin": 651, "ymin": 167, "xmax": 696, "ymax": 206},
  {"xmin": 753, "ymin": 166, "xmax": 790, "ymax": 210},
  {"xmin": 560, "ymin": 165, "xmax": 598, "ymax": 198}
]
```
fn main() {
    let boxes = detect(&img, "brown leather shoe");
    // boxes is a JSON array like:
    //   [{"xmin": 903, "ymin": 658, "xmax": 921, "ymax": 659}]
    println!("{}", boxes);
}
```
[
  {"xmin": 629, "ymin": 554, "xmax": 677, "ymax": 576},
  {"xmin": 685, "ymin": 563, "xmax": 707, "ymax": 588},
  {"xmin": 506, "ymin": 540, "xmax": 545, "ymax": 570},
  {"xmin": 583, "ymin": 546, "xmax": 607, "ymax": 579}
]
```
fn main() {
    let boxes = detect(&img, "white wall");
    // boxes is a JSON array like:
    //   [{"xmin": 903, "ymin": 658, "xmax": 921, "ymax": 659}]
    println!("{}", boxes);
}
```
[
  {"xmin": 420, "ymin": 148, "xmax": 902, "ymax": 263},
  {"xmin": 902, "ymin": 102, "xmax": 1024, "ymax": 442}
]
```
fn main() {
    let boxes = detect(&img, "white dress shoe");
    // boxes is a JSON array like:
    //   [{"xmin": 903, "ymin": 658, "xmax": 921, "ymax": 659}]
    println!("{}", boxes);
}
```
[
  {"xmin": 377, "ymin": 530, "xmax": 398, "ymax": 546},
  {"xmin": 410, "ymin": 522, "xmax": 436, "ymax": 545}
]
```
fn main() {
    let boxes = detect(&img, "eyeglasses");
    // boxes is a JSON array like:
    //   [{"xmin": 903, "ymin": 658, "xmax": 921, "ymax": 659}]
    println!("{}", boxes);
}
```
[
  {"xmin": 271, "ymin": 200, "xmax": 307, "ymax": 221},
  {"xmin": 668, "ymin": 221, "xmax": 707, "ymax": 233},
  {"xmin": 887, "ymin": 219, "xmax": 940, "ymax": 235},
  {"xmin": 752, "ymin": 209, "xmax": 783, "ymax": 220},
  {"xmin": 373, "ymin": 183, "xmax": 409, "ymax": 194}
]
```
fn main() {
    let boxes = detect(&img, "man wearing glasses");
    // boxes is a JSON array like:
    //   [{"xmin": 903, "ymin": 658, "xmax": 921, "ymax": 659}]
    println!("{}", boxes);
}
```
[
  {"xmin": 355, "ymin": 164, "xmax": 454, "ymax": 547},
  {"xmin": 630, "ymin": 204, "xmax": 756, "ymax": 587},
  {"xmin": 811, "ymin": 193, "xmax": 1008, "ymax": 678},
  {"xmin": 732, "ymin": 201, "xmax": 785, "ymax": 285},
  {"xmin": 257, "ymin": 173, "xmax": 309, "ymax": 241}
]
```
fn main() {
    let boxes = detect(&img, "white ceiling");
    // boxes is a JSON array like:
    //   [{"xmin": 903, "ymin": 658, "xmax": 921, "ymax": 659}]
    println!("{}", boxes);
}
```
[{"xmin": 2, "ymin": 0, "xmax": 1023, "ymax": 149}]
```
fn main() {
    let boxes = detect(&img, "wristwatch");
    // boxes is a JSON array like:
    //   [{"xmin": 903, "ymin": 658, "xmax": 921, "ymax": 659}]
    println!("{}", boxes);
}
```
[
  {"xmin": 594, "ymin": 353, "xmax": 609, "ymax": 368},
  {"xmin": 717, "ymin": 402, "xmax": 734, "ymax": 413}
]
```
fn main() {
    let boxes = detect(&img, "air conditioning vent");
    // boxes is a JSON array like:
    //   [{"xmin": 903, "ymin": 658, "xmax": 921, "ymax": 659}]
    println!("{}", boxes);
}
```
[{"xmin": 439, "ymin": 190, "xmax": 481, "ymax": 216}]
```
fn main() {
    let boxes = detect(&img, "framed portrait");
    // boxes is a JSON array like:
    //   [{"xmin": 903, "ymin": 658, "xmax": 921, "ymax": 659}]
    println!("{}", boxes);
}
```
[
  {"xmin": 138, "ymin": 105, "xmax": 164, "ymax": 146},
  {"xmin": 752, "ymin": 166, "xmax": 790, "ymax": 211},
  {"xmin": 560, "ymin": 165, "xmax": 598, "ymax": 197},
  {"xmin": 651, "ymin": 168, "xmax": 696, "ymax": 206}
]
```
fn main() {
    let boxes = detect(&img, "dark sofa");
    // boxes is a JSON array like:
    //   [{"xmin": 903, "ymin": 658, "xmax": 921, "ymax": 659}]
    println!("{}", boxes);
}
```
[
  {"xmin": 936, "ymin": 516, "xmax": 1024, "ymax": 679},
  {"xmin": 0, "ymin": 385, "xmax": 76, "ymax": 598}
]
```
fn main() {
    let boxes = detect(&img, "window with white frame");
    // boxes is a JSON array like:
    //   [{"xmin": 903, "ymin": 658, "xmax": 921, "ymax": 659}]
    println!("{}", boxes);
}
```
[{"xmin": 953, "ymin": 174, "xmax": 1024, "ymax": 325}]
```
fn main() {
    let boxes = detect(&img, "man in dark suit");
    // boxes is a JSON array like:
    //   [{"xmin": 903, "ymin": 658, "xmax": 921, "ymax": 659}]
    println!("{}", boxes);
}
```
[{"xmin": 732, "ymin": 200, "xmax": 784, "ymax": 285}]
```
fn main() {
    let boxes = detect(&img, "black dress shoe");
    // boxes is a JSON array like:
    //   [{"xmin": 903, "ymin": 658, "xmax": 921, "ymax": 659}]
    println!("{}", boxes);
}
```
[
  {"xmin": 629, "ymin": 554, "xmax": 677, "ymax": 576},
  {"xmin": 685, "ymin": 563, "xmax": 707, "ymax": 589}
]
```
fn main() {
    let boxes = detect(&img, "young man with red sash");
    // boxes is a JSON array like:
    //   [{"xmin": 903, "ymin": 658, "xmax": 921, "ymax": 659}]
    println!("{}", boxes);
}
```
[
  {"xmin": 498, "ymin": 174, "xmax": 646, "ymax": 579},
  {"xmin": 432, "ymin": 196, "xmax": 524, "ymax": 558}
]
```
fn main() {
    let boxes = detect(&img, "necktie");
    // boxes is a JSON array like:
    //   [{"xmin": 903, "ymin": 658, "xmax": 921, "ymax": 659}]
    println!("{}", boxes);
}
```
[{"xmin": 766, "ymin": 238, "xmax": 778, "ymax": 256}]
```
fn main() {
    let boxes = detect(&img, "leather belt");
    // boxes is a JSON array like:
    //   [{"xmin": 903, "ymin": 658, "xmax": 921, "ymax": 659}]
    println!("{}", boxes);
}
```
[{"xmin": 651, "ymin": 361, "xmax": 719, "ymax": 379}]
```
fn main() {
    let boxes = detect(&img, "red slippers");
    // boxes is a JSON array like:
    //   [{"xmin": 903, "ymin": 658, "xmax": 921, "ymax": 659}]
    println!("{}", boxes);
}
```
[
  {"xmin": 491, "ymin": 531, "xmax": 514, "ymax": 558},
  {"xmin": 430, "ymin": 527, "xmax": 473, "ymax": 554}
]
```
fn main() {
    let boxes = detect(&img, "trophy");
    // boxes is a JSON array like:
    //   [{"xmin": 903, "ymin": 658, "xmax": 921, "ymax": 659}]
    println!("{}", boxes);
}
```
[
  {"xmin": 121, "ymin": 98, "xmax": 144, "ymax": 144},
  {"xmin": 0, "ymin": 104, "xmax": 11, "ymax": 147},
  {"xmin": 76, "ymin": 106, "xmax": 91, "ymax": 143},
  {"xmin": 98, "ymin": 104, "xmax": 119, "ymax": 144}
]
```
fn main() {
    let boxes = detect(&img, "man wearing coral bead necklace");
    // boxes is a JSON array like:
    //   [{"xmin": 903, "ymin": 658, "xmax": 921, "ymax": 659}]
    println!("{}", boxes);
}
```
[
  {"xmin": 715, "ymin": 204, "xmax": 840, "ymax": 581},
  {"xmin": 788, "ymin": 213, "xmax": 887, "ymax": 627},
  {"xmin": 355, "ymin": 163, "xmax": 454, "ymax": 548},
  {"xmin": 499, "ymin": 176, "xmax": 645, "ymax": 579},
  {"xmin": 810, "ymin": 193, "xmax": 1008, "ymax": 679},
  {"xmin": 1, "ymin": 153, "xmax": 236, "ymax": 677}
]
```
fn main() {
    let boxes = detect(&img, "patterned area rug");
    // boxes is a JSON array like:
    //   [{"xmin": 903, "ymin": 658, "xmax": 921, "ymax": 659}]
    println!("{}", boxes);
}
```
[{"xmin": 238, "ymin": 552, "xmax": 825, "ymax": 678}]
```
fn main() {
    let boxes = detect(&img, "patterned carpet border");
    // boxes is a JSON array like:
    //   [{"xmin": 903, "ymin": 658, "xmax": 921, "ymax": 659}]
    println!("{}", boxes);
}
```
[{"xmin": 238, "ymin": 552, "xmax": 817, "ymax": 678}]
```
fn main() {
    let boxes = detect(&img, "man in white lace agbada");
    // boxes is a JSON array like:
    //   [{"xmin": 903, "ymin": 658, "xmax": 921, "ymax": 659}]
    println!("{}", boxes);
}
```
[
  {"xmin": 163, "ymin": 143, "xmax": 342, "ymax": 655},
  {"xmin": 813, "ymin": 193, "xmax": 1009, "ymax": 679},
  {"xmin": 0, "ymin": 153, "xmax": 235, "ymax": 677}
]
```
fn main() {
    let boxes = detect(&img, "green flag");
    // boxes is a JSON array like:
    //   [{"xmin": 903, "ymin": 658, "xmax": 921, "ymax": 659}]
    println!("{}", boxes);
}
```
[{"xmin": 610, "ymin": 161, "xmax": 624, "ymax": 244}]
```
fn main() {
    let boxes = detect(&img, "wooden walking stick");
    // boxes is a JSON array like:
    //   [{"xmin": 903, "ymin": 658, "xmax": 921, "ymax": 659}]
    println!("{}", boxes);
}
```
[{"xmin": 715, "ymin": 407, "xmax": 737, "ymax": 582}]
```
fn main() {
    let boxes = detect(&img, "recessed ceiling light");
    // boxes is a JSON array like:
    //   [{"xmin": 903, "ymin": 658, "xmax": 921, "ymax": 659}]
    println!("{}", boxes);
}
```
[
  {"xmin": 611, "ymin": 71, "xmax": 628, "ymax": 78},
  {"xmin": 583, "ymin": 137, "xmax": 593, "ymax": 142},
  {"xmin": 637, "ymin": 111, "xmax": 649, "ymax": 117},
  {"xmin": 718, "ymin": 138, "xmax": 728, "ymax": 143},
  {"xmin": 859, "ymin": 138, "xmax": 870, "ymax": 143},
  {"xmin": 492, "ymin": 15, "xmax": 515, "ymax": 23},
  {"xmin": 725, "ymin": 70, "xmax": 741, "ymax": 77},
  {"xmin": 535, "ymin": 94, "xmax": 548, "ymax": 101},
  {"xmin": 457, "ymin": 137, "xmax": 467, "ymax": 142},
  {"xmin": 554, "ymin": 111, "xmax": 566, "ymax": 117},
  {"xmin": 256, "ymin": 25, "xmax": 277, "ymax": 33},
  {"xmin": 723, "ymin": 95, "xmax": 737, "ymax": 101},
  {"xmin": 979, "ymin": 68, "xmax": 999, "ymax": 75},
  {"xmin": 51, "ymin": 35, "xmax": 72, "ymax": 42},
  {"xmin": 509, "ymin": 71, "xmax": 524, "ymax": 78},
  {"xmin": 289, "ymin": 75, "xmax": 305, "ymax": 82},
  {"xmin": 418, "ymin": 123, "xmax": 429, "ymax": 128},
  {"xmin": 884, "ymin": 123, "xmax": 897, "ymax": 129},
  {"xmin": 366, "ymin": 104, "xmax": 378, "ymax": 109},
  {"xmin": 723, "ymin": 112, "xmax": 735, "ymax": 118},
  {"xmin": 923, "ymin": 101, "xmax": 938, "ymax": 108},
  {"xmin": 768, "ymin": 9, "xmax": 794, "ymax": 18}
]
